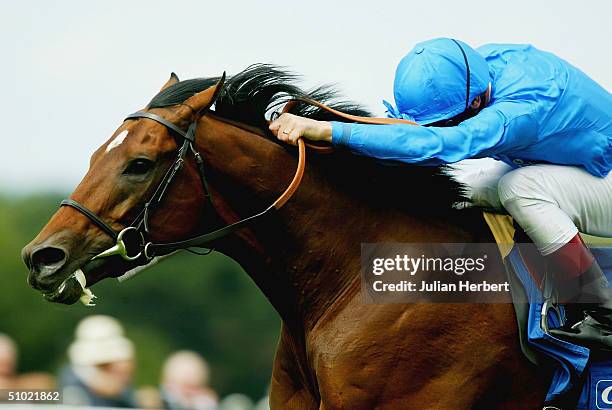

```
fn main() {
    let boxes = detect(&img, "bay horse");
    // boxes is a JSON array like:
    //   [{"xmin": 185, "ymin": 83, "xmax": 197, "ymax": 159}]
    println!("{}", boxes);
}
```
[{"xmin": 22, "ymin": 65, "xmax": 548, "ymax": 409}]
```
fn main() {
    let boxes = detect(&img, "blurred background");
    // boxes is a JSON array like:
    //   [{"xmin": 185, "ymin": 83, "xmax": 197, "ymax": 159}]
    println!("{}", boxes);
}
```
[
  {"xmin": 1, "ymin": 0, "xmax": 611, "ymax": 408},
  {"xmin": 0, "ymin": 193, "xmax": 277, "ymax": 408}
]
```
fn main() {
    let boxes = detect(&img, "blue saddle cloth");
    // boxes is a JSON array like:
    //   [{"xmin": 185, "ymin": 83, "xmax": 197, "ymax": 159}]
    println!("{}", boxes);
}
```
[{"xmin": 505, "ymin": 245, "xmax": 612, "ymax": 409}]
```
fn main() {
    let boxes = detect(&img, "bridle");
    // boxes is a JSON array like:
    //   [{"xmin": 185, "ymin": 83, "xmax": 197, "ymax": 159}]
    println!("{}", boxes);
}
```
[
  {"xmin": 60, "ymin": 103, "xmax": 306, "ymax": 266},
  {"xmin": 59, "ymin": 87, "xmax": 416, "ymax": 268}
]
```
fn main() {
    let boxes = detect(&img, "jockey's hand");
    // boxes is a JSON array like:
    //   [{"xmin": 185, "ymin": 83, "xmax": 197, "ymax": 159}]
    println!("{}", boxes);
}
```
[{"xmin": 269, "ymin": 113, "xmax": 332, "ymax": 145}]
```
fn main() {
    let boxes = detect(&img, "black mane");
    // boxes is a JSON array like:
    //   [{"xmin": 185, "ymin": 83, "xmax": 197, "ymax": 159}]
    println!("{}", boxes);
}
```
[
  {"xmin": 150, "ymin": 64, "xmax": 471, "ymax": 217},
  {"xmin": 150, "ymin": 64, "xmax": 371, "ymax": 128}
]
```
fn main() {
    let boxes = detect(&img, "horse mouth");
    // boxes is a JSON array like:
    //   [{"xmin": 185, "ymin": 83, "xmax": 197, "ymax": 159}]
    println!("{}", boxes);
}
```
[
  {"xmin": 39, "ymin": 254, "xmax": 166, "ymax": 306},
  {"xmin": 42, "ymin": 269, "xmax": 96, "ymax": 305},
  {"xmin": 38, "ymin": 257, "xmax": 124, "ymax": 306}
]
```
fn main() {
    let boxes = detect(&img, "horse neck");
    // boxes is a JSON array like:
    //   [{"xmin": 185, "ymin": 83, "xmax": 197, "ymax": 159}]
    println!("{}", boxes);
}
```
[{"xmin": 194, "ymin": 114, "xmax": 482, "ymax": 330}]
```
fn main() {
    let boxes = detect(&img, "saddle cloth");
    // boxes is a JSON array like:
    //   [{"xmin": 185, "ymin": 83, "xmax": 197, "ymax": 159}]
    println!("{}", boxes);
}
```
[{"xmin": 484, "ymin": 212, "xmax": 612, "ymax": 409}]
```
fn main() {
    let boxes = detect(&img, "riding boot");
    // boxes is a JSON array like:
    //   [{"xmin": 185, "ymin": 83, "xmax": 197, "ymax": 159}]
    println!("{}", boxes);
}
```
[{"xmin": 545, "ymin": 234, "xmax": 612, "ymax": 350}]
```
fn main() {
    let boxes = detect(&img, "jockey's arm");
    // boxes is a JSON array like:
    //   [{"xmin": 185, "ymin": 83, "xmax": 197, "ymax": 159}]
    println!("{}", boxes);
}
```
[{"xmin": 270, "ymin": 102, "xmax": 538, "ymax": 165}]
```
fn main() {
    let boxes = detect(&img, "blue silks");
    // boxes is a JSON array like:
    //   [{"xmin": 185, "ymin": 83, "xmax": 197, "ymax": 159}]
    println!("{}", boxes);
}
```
[
  {"xmin": 332, "ymin": 41, "xmax": 612, "ymax": 178},
  {"xmin": 505, "ymin": 245, "xmax": 612, "ymax": 409}
]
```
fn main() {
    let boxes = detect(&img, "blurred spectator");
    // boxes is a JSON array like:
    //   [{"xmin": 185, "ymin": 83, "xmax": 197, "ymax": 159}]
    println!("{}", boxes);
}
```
[
  {"xmin": 0, "ymin": 333, "xmax": 17, "ymax": 389},
  {"xmin": 135, "ymin": 385, "xmax": 164, "ymax": 409},
  {"xmin": 253, "ymin": 396, "xmax": 269, "ymax": 410},
  {"xmin": 0, "ymin": 333, "xmax": 55, "ymax": 395},
  {"xmin": 161, "ymin": 350, "xmax": 218, "ymax": 410},
  {"xmin": 253, "ymin": 386, "xmax": 270, "ymax": 410},
  {"xmin": 218, "ymin": 393, "xmax": 253, "ymax": 410},
  {"xmin": 0, "ymin": 333, "xmax": 55, "ymax": 402},
  {"xmin": 59, "ymin": 315, "xmax": 137, "ymax": 407}
]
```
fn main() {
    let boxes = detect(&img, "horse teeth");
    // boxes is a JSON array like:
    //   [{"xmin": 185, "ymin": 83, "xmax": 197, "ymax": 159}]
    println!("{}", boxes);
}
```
[
  {"xmin": 74, "ymin": 270, "xmax": 86, "ymax": 287},
  {"xmin": 69, "ymin": 269, "xmax": 98, "ymax": 306}
]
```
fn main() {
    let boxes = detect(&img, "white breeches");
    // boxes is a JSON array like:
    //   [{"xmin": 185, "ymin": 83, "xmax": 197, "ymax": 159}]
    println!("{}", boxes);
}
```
[{"xmin": 448, "ymin": 159, "xmax": 612, "ymax": 255}]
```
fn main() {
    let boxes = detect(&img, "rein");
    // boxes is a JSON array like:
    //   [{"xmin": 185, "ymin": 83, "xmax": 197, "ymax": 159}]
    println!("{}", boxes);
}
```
[{"xmin": 60, "ymin": 94, "xmax": 417, "ymax": 267}]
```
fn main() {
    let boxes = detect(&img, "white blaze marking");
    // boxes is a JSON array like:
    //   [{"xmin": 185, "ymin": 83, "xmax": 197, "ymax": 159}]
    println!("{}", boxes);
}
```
[{"xmin": 105, "ymin": 130, "xmax": 129, "ymax": 152}]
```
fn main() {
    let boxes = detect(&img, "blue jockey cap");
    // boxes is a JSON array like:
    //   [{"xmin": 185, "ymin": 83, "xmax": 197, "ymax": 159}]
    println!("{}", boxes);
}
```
[{"xmin": 385, "ymin": 38, "xmax": 490, "ymax": 125}]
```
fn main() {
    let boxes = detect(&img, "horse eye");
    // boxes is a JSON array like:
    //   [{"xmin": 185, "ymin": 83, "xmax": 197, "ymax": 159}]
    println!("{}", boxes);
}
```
[{"xmin": 124, "ymin": 158, "xmax": 154, "ymax": 175}]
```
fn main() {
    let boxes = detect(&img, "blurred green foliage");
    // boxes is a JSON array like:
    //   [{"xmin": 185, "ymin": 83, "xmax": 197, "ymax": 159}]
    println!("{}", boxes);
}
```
[{"xmin": 0, "ymin": 193, "xmax": 279, "ymax": 400}]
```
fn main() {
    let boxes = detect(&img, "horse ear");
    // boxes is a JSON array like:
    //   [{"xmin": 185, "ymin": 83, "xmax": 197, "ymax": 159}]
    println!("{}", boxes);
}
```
[
  {"xmin": 183, "ymin": 72, "xmax": 226, "ymax": 115},
  {"xmin": 159, "ymin": 72, "xmax": 180, "ymax": 92}
]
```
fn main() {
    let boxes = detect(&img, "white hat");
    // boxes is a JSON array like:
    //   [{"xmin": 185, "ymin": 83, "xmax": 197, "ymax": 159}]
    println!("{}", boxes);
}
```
[{"xmin": 68, "ymin": 315, "xmax": 134, "ymax": 366}]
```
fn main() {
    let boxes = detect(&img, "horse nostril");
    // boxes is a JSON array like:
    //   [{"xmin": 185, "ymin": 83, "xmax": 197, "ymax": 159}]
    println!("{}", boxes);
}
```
[{"xmin": 30, "ymin": 246, "xmax": 67, "ymax": 275}]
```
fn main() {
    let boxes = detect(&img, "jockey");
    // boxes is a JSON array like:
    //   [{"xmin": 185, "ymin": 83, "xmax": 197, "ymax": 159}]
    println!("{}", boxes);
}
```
[{"xmin": 269, "ymin": 38, "xmax": 612, "ymax": 350}]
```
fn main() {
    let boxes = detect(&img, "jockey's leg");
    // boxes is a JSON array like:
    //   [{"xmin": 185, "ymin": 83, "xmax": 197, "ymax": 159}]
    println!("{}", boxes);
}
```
[
  {"xmin": 446, "ymin": 158, "xmax": 512, "ymax": 209},
  {"xmin": 498, "ymin": 164, "xmax": 612, "ymax": 350}
]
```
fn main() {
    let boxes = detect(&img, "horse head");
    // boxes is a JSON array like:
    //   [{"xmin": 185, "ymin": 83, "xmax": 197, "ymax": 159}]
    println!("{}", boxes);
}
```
[{"xmin": 21, "ymin": 73, "xmax": 225, "ymax": 305}]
